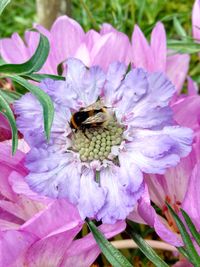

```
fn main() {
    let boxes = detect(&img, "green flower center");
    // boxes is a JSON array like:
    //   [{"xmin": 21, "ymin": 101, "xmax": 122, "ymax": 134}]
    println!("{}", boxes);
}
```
[{"xmin": 72, "ymin": 121, "xmax": 123, "ymax": 162}]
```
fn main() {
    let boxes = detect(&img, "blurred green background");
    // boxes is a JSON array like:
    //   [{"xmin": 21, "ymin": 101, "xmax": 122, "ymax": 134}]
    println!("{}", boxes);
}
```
[{"xmin": 0, "ymin": 0, "xmax": 194, "ymax": 38}]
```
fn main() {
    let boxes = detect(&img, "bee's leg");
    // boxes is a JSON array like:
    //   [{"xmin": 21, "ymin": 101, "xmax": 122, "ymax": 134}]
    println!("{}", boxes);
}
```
[{"xmin": 82, "ymin": 128, "xmax": 90, "ymax": 140}]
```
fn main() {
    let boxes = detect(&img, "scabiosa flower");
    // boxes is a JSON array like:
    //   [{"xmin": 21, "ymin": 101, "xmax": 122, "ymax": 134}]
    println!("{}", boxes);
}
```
[{"xmin": 14, "ymin": 58, "xmax": 193, "ymax": 224}]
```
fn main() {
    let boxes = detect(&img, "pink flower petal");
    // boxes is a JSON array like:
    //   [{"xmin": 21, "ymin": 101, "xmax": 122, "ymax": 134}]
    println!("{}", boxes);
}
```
[{"xmin": 150, "ymin": 22, "xmax": 167, "ymax": 72}]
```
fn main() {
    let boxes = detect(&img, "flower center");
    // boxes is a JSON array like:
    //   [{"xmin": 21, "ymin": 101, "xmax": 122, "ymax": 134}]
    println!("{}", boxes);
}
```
[{"xmin": 72, "ymin": 120, "xmax": 123, "ymax": 162}]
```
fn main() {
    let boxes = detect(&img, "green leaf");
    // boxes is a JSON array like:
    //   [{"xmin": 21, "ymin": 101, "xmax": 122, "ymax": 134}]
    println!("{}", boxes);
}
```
[
  {"xmin": 173, "ymin": 17, "xmax": 187, "ymax": 38},
  {"xmin": 167, "ymin": 40, "xmax": 200, "ymax": 54},
  {"xmin": 181, "ymin": 209, "xmax": 200, "ymax": 247},
  {"xmin": 87, "ymin": 220, "xmax": 132, "ymax": 267},
  {"xmin": 0, "ymin": 33, "xmax": 49, "ymax": 75},
  {"xmin": 24, "ymin": 73, "xmax": 65, "ymax": 82},
  {"xmin": 0, "ymin": 89, "xmax": 22, "ymax": 104},
  {"xmin": 8, "ymin": 75, "xmax": 54, "ymax": 140},
  {"xmin": 0, "ymin": 91, "xmax": 18, "ymax": 154},
  {"xmin": 166, "ymin": 203, "xmax": 200, "ymax": 266},
  {"xmin": 177, "ymin": 247, "xmax": 193, "ymax": 263},
  {"xmin": 0, "ymin": 0, "xmax": 11, "ymax": 15},
  {"xmin": 127, "ymin": 221, "xmax": 169, "ymax": 267}
]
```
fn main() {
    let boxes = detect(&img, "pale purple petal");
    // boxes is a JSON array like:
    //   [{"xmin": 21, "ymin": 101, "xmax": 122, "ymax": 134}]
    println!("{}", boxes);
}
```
[
  {"xmin": 65, "ymin": 58, "xmax": 105, "ymax": 107},
  {"xmin": 78, "ymin": 168, "xmax": 106, "ymax": 219},
  {"xmin": 125, "ymin": 126, "xmax": 192, "ymax": 174},
  {"xmin": 97, "ymin": 166, "xmax": 143, "ymax": 223},
  {"xmin": 103, "ymin": 62, "xmax": 126, "ymax": 106},
  {"xmin": 26, "ymin": 148, "xmax": 81, "ymax": 202}
]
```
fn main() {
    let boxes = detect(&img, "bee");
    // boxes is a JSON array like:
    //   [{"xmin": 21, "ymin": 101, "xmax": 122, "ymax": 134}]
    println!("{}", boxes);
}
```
[{"xmin": 70, "ymin": 100, "xmax": 109, "ymax": 131}]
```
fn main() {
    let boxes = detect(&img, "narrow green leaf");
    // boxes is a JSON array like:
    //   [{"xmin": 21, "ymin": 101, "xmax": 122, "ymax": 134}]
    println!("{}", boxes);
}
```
[
  {"xmin": 166, "ymin": 203, "xmax": 200, "ymax": 266},
  {"xmin": 181, "ymin": 209, "xmax": 200, "ymax": 247},
  {"xmin": 0, "ymin": 89, "xmax": 22, "ymax": 104},
  {"xmin": 0, "ymin": 33, "xmax": 49, "ymax": 75},
  {"xmin": 24, "ymin": 73, "xmax": 65, "ymax": 82},
  {"xmin": 167, "ymin": 40, "xmax": 200, "ymax": 54},
  {"xmin": 87, "ymin": 220, "xmax": 132, "ymax": 267},
  {"xmin": 173, "ymin": 17, "xmax": 187, "ymax": 38},
  {"xmin": 8, "ymin": 75, "xmax": 54, "ymax": 140},
  {"xmin": 127, "ymin": 221, "xmax": 169, "ymax": 267},
  {"xmin": 0, "ymin": 91, "xmax": 18, "ymax": 154},
  {"xmin": 0, "ymin": 0, "xmax": 11, "ymax": 15},
  {"xmin": 177, "ymin": 247, "xmax": 194, "ymax": 263}
]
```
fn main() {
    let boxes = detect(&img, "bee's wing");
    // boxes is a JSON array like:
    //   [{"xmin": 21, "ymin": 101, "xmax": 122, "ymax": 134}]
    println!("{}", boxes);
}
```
[
  {"xmin": 81, "ymin": 100, "xmax": 104, "ymax": 112},
  {"xmin": 82, "ymin": 112, "xmax": 107, "ymax": 124}
]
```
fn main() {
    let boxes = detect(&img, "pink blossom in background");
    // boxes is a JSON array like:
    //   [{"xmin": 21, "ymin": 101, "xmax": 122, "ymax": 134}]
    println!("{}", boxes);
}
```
[
  {"xmin": 192, "ymin": 0, "xmax": 200, "ymax": 42},
  {"xmin": 0, "ymin": 143, "xmax": 126, "ymax": 266},
  {"xmin": 0, "ymin": 16, "xmax": 131, "ymax": 74},
  {"xmin": 131, "ymin": 22, "xmax": 190, "ymax": 93},
  {"xmin": 0, "ymin": 16, "xmax": 190, "ymax": 94}
]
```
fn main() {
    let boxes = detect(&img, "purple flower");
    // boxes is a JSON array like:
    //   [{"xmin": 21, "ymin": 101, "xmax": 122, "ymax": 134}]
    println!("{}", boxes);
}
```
[
  {"xmin": 14, "ymin": 58, "xmax": 193, "ymax": 224},
  {"xmin": 129, "ymin": 90, "xmax": 200, "ymax": 248}
]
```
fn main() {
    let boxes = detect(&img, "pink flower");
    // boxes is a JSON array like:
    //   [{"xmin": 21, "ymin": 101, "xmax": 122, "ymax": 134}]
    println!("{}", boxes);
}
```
[
  {"xmin": 129, "ymin": 88, "xmax": 200, "ymax": 248},
  {"xmin": 192, "ymin": 0, "xmax": 200, "ymax": 44},
  {"xmin": 131, "ymin": 22, "xmax": 190, "ymax": 93},
  {"xmin": 0, "ymin": 16, "xmax": 189, "ymax": 94},
  {"xmin": 0, "ymin": 143, "xmax": 125, "ymax": 266},
  {"xmin": 0, "ymin": 16, "xmax": 131, "ymax": 74}
]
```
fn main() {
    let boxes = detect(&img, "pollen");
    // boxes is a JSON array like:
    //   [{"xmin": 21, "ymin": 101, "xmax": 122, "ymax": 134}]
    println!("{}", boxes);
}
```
[{"xmin": 72, "ymin": 121, "xmax": 124, "ymax": 162}]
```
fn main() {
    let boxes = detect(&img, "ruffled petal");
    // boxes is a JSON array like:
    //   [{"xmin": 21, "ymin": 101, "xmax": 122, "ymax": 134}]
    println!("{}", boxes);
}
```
[
  {"xmin": 125, "ymin": 126, "xmax": 193, "ymax": 174},
  {"xmin": 26, "ymin": 148, "xmax": 81, "ymax": 202},
  {"xmin": 97, "ymin": 166, "xmax": 143, "ymax": 223},
  {"xmin": 116, "ymin": 71, "xmax": 175, "ymax": 129},
  {"xmin": 78, "ymin": 168, "xmax": 106, "ymax": 219},
  {"xmin": 65, "ymin": 58, "xmax": 105, "ymax": 107},
  {"xmin": 103, "ymin": 61, "xmax": 126, "ymax": 106}
]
